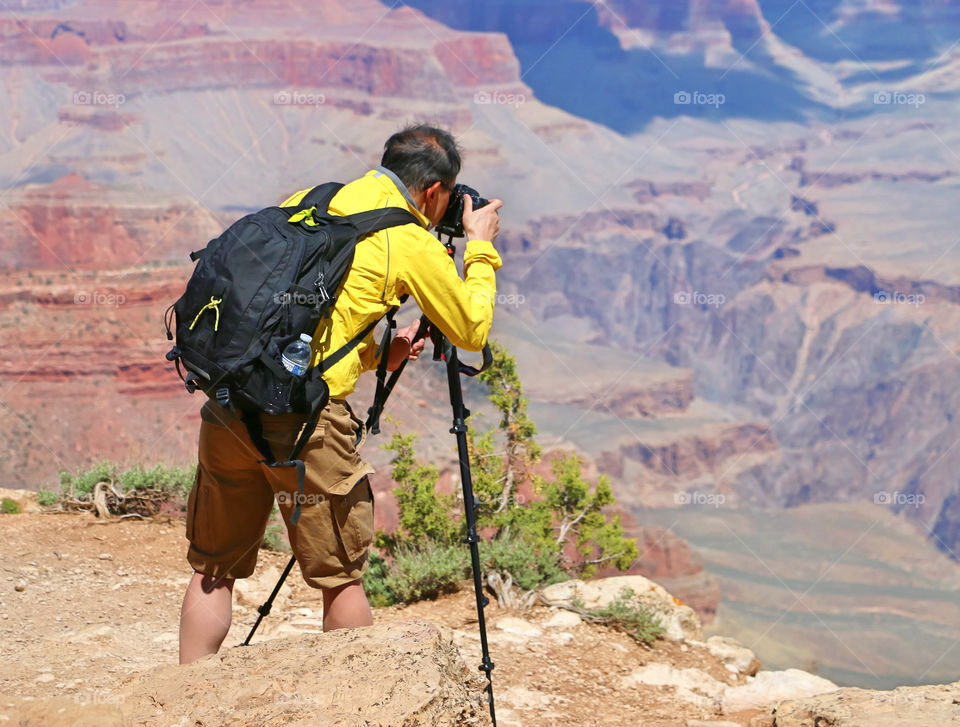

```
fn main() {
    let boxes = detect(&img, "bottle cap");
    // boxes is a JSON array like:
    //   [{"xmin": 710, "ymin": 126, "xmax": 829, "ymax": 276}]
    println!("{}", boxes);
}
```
[{"xmin": 300, "ymin": 333, "xmax": 313, "ymax": 343}]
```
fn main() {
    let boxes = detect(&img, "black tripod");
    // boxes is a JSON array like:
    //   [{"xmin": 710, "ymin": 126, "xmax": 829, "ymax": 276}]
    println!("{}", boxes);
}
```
[
  {"xmin": 241, "ymin": 318, "xmax": 498, "ymax": 727},
  {"xmin": 435, "ymin": 325, "xmax": 498, "ymax": 726}
]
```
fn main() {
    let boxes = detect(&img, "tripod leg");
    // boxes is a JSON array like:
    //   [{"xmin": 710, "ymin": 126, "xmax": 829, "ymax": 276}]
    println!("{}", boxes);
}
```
[
  {"xmin": 445, "ymin": 347, "xmax": 497, "ymax": 727},
  {"xmin": 241, "ymin": 554, "xmax": 297, "ymax": 646}
]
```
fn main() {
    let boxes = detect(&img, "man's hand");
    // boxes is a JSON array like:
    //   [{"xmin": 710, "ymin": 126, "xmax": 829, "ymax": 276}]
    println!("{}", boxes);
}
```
[
  {"xmin": 462, "ymin": 194, "xmax": 503, "ymax": 243},
  {"xmin": 387, "ymin": 321, "xmax": 426, "ymax": 370}
]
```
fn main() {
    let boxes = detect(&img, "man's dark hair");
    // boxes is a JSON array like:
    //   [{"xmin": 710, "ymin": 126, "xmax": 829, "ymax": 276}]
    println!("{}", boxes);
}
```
[{"xmin": 381, "ymin": 124, "xmax": 461, "ymax": 193}]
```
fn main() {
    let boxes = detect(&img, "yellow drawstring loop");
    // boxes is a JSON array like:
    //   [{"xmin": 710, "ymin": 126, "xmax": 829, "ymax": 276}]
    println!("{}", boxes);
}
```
[
  {"xmin": 189, "ymin": 296, "xmax": 223, "ymax": 331},
  {"xmin": 287, "ymin": 206, "xmax": 318, "ymax": 226}
]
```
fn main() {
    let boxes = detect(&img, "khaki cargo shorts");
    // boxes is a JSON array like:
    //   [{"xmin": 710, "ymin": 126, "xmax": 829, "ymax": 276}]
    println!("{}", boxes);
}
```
[{"xmin": 185, "ymin": 398, "xmax": 375, "ymax": 589}]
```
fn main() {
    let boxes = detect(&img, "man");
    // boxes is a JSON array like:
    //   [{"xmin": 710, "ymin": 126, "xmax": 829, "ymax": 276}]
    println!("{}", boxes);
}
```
[{"xmin": 178, "ymin": 124, "xmax": 503, "ymax": 664}]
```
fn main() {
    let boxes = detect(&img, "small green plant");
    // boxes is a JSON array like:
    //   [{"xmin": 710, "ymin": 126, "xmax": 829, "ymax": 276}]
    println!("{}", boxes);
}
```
[
  {"xmin": 57, "ymin": 461, "xmax": 194, "ymax": 499},
  {"xmin": 385, "ymin": 542, "xmax": 469, "ymax": 603},
  {"xmin": 362, "ymin": 551, "xmax": 396, "ymax": 607},
  {"xmin": 121, "ymin": 464, "xmax": 195, "ymax": 500},
  {"xmin": 55, "ymin": 461, "xmax": 197, "ymax": 515},
  {"xmin": 60, "ymin": 460, "xmax": 117, "ymax": 497},
  {"xmin": 363, "ymin": 542, "xmax": 469, "ymax": 606},
  {"xmin": 480, "ymin": 530, "xmax": 567, "ymax": 591},
  {"xmin": 261, "ymin": 504, "xmax": 290, "ymax": 552},
  {"xmin": 574, "ymin": 588, "xmax": 665, "ymax": 645},
  {"xmin": 1, "ymin": 498, "xmax": 20, "ymax": 514},
  {"xmin": 375, "ymin": 432, "xmax": 462, "ymax": 551},
  {"xmin": 36, "ymin": 489, "xmax": 59, "ymax": 507},
  {"xmin": 261, "ymin": 522, "xmax": 289, "ymax": 552}
]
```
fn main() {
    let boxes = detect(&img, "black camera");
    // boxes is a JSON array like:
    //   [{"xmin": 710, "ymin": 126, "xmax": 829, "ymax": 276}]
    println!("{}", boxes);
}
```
[{"xmin": 436, "ymin": 183, "xmax": 488, "ymax": 238}]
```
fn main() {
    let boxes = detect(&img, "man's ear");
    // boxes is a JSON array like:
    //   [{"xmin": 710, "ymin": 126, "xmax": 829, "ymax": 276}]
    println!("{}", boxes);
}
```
[{"xmin": 424, "ymin": 180, "xmax": 442, "ymax": 201}]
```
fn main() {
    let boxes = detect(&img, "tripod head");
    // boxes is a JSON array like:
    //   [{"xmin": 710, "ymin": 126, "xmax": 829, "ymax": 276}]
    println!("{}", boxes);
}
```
[{"xmin": 427, "ymin": 321, "xmax": 492, "ymax": 376}]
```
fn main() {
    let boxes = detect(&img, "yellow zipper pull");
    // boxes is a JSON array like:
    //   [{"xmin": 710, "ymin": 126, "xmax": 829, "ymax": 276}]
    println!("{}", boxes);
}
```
[{"xmin": 189, "ymin": 296, "xmax": 223, "ymax": 331}]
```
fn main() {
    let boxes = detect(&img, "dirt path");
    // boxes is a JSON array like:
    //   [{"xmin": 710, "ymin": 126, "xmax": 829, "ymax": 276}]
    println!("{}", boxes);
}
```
[{"xmin": 0, "ymin": 512, "xmax": 763, "ymax": 726}]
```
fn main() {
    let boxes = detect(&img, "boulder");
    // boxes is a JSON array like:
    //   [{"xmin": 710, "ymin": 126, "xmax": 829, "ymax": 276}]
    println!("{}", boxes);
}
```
[
  {"xmin": 772, "ymin": 680, "xmax": 960, "ymax": 726},
  {"xmin": 541, "ymin": 575, "xmax": 703, "ymax": 641},
  {"xmin": 0, "ymin": 620, "xmax": 492, "ymax": 726},
  {"xmin": 705, "ymin": 635, "xmax": 761, "ymax": 676},
  {"xmin": 723, "ymin": 669, "xmax": 838, "ymax": 713},
  {"xmin": 544, "ymin": 610, "xmax": 582, "ymax": 629},
  {"xmin": 495, "ymin": 616, "xmax": 543, "ymax": 639},
  {"xmin": 621, "ymin": 662, "xmax": 727, "ymax": 706}
]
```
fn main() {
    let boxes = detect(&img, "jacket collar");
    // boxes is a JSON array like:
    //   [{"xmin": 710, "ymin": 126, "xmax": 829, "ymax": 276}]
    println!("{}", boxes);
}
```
[{"xmin": 370, "ymin": 166, "xmax": 431, "ymax": 229}]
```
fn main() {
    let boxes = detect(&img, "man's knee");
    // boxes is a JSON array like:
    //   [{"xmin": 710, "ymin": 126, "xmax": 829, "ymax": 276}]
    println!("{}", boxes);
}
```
[
  {"xmin": 322, "ymin": 578, "xmax": 363, "ymax": 598},
  {"xmin": 191, "ymin": 571, "xmax": 235, "ymax": 594}
]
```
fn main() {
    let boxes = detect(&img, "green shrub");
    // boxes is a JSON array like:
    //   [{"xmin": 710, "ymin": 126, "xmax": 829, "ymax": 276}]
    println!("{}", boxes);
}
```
[
  {"xmin": 1, "ymin": 498, "xmax": 20, "ymax": 514},
  {"xmin": 261, "ymin": 522, "xmax": 289, "ymax": 552},
  {"xmin": 369, "ymin": 542, "xmax": 469, "ymax": 605},
  {"xmin": 36, "ymin": 489, "xmax": 59, "ymax": 507},
  {"xmin": 57, "ymin": 461, "xmax": 195, "ymax": 501},
  {"xmin": 371, "ymin": 342, "xmax": 639, "ymax": 607},
  {"xmin": 580, "ymin": 588, "xmax": 665, "ymax": 645},
  {"xmin": 481, "ymin": 531, "xmax": 567, "ymax": 592},
  {"xmin": 261, "ymin": 503, "xmax": 290, "ymax": 552},
  {"xmin": 377, "ymin": 433, "xmax": 462, "ymax": 550},
  {"xmin": 60, "ymin": 460, "xmax": 116, "ymax": 497},
  {"xmin": 121, "ymin": 464, "xmax": 195, "ymax": 500},
  {"xmin": 362, "ymin": 551, "xmax": 396, "ymax": 607}
]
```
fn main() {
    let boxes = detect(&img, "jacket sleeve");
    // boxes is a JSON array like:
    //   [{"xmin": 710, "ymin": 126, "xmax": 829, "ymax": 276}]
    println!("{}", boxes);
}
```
[{"xmin": 397, "ymin": 233, "xmax": 503, "ymax": 352}]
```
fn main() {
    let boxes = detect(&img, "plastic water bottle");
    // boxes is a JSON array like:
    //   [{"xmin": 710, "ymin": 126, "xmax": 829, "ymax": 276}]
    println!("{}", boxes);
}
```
[
  {"xmin": 264, "ymin": 334, "xmax": 312, "ymax": 415},
  {"xmin": 281, "ymin": 333, "xmax": 313, "ymax": 377}
]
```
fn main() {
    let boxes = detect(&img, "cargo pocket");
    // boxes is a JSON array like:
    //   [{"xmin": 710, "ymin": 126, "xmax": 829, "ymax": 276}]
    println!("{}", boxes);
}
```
[
  {"xmin": 331, "ymin": 477, "xmax": 374, "ymax": 562},
  {"xmin": 313, "ymin": 401, "xmax": 374, "ymax": 495}
]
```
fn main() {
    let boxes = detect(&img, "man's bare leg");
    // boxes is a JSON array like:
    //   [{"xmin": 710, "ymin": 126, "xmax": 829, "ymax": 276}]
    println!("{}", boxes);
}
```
[
  {"xmin": 322, "ymin": 579, "xmax": 373, "ymax": 631},
  {"xmin": 179, "ymin": 572, "xmax": 235, "ymax": 664}
]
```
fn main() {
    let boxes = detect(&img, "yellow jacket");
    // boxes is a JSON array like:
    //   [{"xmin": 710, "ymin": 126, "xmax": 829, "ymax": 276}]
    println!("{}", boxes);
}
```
[{"xmin": 280, "ymin": 168, "xmax": 502, "ymax": 398}]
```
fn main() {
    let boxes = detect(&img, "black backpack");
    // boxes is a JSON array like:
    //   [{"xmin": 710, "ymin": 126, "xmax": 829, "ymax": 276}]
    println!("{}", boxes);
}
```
[{"xmin": 164, "ymin": 182, "xmax": 418, "ymax": 523}]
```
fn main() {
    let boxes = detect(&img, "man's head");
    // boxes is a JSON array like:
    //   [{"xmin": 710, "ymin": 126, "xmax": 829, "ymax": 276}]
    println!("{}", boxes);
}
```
[{"xmin": 381, "ymin": 124, "xmax": 461, "ymax": 227}]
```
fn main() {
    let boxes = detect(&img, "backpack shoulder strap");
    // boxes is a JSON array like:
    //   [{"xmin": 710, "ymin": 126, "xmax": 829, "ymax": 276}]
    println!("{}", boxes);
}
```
[
  {"xmin": 291, "ymin": 182, "xmax": 344, "ymax": 213},
  {"xmin": 346, "ymin": 207, "xmax": 421, "ymax": 237}
]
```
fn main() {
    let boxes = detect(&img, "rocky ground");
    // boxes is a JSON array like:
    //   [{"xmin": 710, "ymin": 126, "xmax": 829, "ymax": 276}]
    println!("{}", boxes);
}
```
[{"xmin": 0, "ymin": 509, "xmax": 955, "ymax": 726}]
